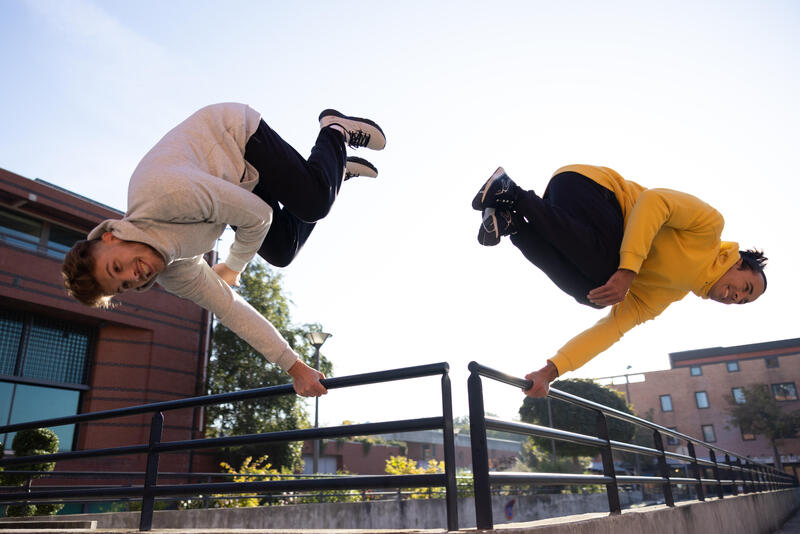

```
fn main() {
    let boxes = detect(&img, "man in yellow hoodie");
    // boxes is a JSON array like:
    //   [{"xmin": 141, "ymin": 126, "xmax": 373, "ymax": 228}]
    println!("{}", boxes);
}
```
[{"xmin": 472, "ymin": 165, "xmax": 767, "ymax": 398}]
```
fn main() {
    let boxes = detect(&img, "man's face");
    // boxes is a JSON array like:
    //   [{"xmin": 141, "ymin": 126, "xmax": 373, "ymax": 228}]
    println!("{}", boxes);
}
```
[
  {"xmin": 708, "ymin": 259, "xmax": 766, "ymax": 305},
  {"xmin": 92, "ymin": 232, "xmax": 166, "ymax": 295}
]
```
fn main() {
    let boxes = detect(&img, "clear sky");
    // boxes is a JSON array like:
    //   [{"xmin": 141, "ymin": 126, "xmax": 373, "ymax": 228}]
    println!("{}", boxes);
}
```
[{"xmin": 1, "ymin": 0, "xmax": 798, "ymax": 425}]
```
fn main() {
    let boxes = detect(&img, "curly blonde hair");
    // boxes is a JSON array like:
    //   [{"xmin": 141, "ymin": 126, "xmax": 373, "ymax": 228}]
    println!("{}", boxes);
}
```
[{"xmin": 62, "ymin": 239, "xmax": 114, "ymax": 308}]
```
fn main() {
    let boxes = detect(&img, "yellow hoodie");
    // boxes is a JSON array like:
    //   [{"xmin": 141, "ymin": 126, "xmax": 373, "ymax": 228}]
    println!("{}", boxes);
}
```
[{"xmin": 548, "ymin": 164, "xmax": 740, "ymax": 375}]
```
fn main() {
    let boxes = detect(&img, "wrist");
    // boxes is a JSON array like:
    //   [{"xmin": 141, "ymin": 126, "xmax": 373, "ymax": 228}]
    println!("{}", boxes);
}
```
[
  {"xmin": 287, "ymin": 360, "xmax": 306, "ymax": 377},
  {"xmin": 544, "ymin": 360, "xmax": 559, "ymax": 381}
]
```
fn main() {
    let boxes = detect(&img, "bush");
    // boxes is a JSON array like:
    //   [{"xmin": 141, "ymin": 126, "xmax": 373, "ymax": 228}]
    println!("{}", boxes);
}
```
[{"xmin": 0, "ymin": 428, "xmax": 61, "ymax": 517}]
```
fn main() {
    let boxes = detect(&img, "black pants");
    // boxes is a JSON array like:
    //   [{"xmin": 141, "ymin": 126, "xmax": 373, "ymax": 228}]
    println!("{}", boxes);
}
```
[
  {"xmin": 509, "ymin": 172, "xmax": 624, "ymax": 308},
  {"xmin": 244, "ymin": 120, "xmax": 346, "ymax": 267}
]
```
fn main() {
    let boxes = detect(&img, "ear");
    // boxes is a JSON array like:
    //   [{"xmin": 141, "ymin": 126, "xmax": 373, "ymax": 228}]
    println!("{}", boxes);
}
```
[{"xmin": 101, "ymin": 231, "xmax": 118, "ymax": 244}]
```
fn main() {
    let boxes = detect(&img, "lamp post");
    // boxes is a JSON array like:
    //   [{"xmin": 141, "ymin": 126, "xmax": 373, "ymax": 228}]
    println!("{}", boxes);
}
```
[{"xmin": 304, "ymin": 331, "xmax": 331, "ymax": 474}]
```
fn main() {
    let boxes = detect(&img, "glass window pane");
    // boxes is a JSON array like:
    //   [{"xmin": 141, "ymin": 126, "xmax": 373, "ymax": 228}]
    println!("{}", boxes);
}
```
[
  {"xmin": 727, "ymin": 361, "xmax": 740, "ymax": 372},
  {"xmin": 772, "ymin": 383, "xmax": 798, "ymax": 402},
  {"xmin": 690, "ymin": 366, "xmax": 702, "ymax": 376},
  {"xmin": 0, "ymin": 208, "xmax": 42, "ymax": 251},
  {"xmin": 695, "ymin": 391, "xmax": 709, "ymax": 409},
  {"xmin": 766, "ymin": 357, "xmax": 780, "ymax": 368},
  {"xmin": 0, "ymin": 311, "xmax": 23, "ymax": 375},
  {"xmin": 21, "ymin": 317, "xmax": 90, "ymax": 385},
  {"xmin": 0, "ymin": 381, "xmax": 14, "ymax": 450},
  {"xmin": 47, "ymin": 225, "xmax": 85, "ymax": 259},
  {"xmin": 660, "ymin": 395, "xmax": 673, "ymax": 412},
  {"xmin": 732, "ymin": 387, "xmax": 746, "ymax": 404},
  {"xmin": 702, "ymin": 425, "xmax": 716, "ymax": 442},
  {"xmin": 6, "ymin": 384, "xmax": 79, "ymax": 452}
]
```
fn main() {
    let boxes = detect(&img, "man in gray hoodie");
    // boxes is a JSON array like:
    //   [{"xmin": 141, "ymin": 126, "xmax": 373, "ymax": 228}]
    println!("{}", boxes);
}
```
[{"xmin": 62, "ymin": 103, "xmax": 386, "ymax": 398}]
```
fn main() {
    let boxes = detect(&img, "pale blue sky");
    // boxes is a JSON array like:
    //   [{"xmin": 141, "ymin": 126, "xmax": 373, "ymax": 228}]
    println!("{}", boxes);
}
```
[{"xmin": 1, "ymin": 0, "xmax": 798, "ymax": 423}]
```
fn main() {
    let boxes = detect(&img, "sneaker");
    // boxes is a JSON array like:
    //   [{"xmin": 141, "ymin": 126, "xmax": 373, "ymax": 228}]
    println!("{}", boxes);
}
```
[
  {"xmin": 471, "ymin": 166, "xmax": 518, "ymax": 210},
  {"xmin": 477, "ymin": 208, "xmax": 516, "ymax": 246},
  {"xmin": 345, "ymin": 156, "xmax": 378, "ymax": 180},
  {"xmin": 319, "ymin": 109, "xmax": 386, "ymax": 150}
]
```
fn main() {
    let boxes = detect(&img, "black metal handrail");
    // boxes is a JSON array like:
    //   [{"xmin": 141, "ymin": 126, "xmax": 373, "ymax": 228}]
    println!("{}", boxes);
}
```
[
  {"xmin": 0, "ymin": 362, "xmax": 459, "ymax": 531},
  {"xmin": 467, "ymin": 361, "xmax": 797, "ymax": 529}
]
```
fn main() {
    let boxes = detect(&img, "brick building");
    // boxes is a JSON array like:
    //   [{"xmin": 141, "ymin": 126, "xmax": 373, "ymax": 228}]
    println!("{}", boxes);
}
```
[
  {"xmin": 0, "ymin": 167, "xmax": 214, "ymax": 482},
  {"xmin": 603, "ymin": 338, "xmax": 800, "ymax": 470}
]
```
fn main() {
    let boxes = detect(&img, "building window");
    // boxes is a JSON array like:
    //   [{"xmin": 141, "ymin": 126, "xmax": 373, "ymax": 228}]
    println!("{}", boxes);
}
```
[
  {"xmin": 690, "ymin": 366, "xmax": 702, "ymax": 376},
  {"xmin": 727, "ymin": 361, "xmax": 740, "ymax": 372},
  {"xmin": 0, "ymin": 206, "xmax": 83, "ymax": 259},
  {"xmin": 666, "ymin": 427, "xmax": 680, "ymax": 446},
  {"xmin": 771, "ymin": 383, "xmax": 798, "ymax": 402},
  {"xmin": 0, "ymin": 309, "xmax": 93, "ymax": 452},
  {"xmin": 701, "ymin": 424, "xmax": 716, "ymax": 443},
  {"xmin": 660, "ymin": 394, "xmax": 673, "ymax": 412},
  {"xmin": 741, "ymin": 429, "xmax": 756, "ymax": 441},
  {"xmin": 732, "ymin": 387, "xmax": 746, "ymax": 404},
  {"xmin": 765, "ymin": 356, "xmax": 780, "ymax": 368},
  {"xmin": 695, "ymin": 391, "xmax": 709, "ymax": 409}
]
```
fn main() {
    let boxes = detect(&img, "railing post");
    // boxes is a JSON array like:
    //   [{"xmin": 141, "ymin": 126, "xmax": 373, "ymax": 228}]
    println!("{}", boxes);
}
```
[
  {"xmin": 744, "ymin": 460, "xmax": 755, "ymax": 493},
  {"xmin": 468, "ymin": 366, "xmax": 493, "ymax": 530},
  {"xmin": 595, "ymin": 411, "xmax": 621, "ymax": 514},
  {"xmin": 652, "ymin": 430, "xmax": 674, "ymax": 507},
  {"xmin": 440, "ymin": 371, "xmax": 459, "ymax": 532},
  {"xmin": 139, "ymin": 412, "xmax": 164, "ymax": 531},
  {"xmin": 725, "ymin": 454, "xmax": 738, "ymax": 496},
  {"xmin": 708, "ymin": 450, "xmax": 724, "ymax": 499},
  {"xmin": 686, "ymin": 442, "xmax": 705, "ymax": 501}
]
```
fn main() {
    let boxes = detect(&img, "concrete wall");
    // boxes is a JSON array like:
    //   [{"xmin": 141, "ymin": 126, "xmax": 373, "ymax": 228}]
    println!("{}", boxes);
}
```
[
  {"xmin": 0, "ymin": 491, "xmax": 641, "ymax": 530},
  {"xmin": 3, "ymin": 489, "xmax": 797, "ymax": 533}
]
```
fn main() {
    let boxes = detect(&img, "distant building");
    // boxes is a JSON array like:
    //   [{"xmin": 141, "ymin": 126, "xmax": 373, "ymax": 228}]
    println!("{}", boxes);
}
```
[
  {"xmin": 601, "ymin": 338, "xmax": 800, "ymax": 471},
  {"xmin": 0, "ymin": 167, "xmax": 215, "ymax": 491},
  {"xmin": 301, "ymin": 430, "xmax": 523, "ymax": 475}
]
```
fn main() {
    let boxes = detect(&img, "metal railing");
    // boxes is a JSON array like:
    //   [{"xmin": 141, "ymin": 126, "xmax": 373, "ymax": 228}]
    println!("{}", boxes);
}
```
[
  {"xmin": 467, "ymin": 361, "xmax": 797, "ymax": 530},
  {"xmin": 0, "ymin": 362, "xmax": 459, "ymax": 531}
]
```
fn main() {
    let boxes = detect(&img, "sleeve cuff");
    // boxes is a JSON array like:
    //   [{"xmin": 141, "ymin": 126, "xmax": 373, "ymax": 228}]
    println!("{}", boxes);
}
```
[
  {"xmin": 548, "ymin": 355, "xmax": 569, "ymax": 376},
  {"xmin": 223, "ymin": 254, "xmax": 249, "ymax": 274},
  {"xmin": 618, "ymin": 251, "xmax": 644, "ymax": 273},
  {"xmin": 274, "ymin": 347, "xmax": 300, "ymax": 373}
]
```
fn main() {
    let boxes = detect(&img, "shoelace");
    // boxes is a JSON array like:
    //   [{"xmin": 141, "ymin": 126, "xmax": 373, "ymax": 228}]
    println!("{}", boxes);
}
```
[{"xmin": 347, "ymin": 130, "xmax": 371, "ymax": 148}]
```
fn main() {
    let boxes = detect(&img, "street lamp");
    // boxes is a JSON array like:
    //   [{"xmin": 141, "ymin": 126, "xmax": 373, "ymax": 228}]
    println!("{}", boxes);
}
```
[{"xmin": 304, "ymin": 331, "xmax": 331, "ymax": 474}]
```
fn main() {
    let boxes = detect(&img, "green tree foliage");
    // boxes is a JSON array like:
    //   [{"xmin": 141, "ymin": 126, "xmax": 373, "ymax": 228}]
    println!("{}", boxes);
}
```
[
  {"xmin": 206, "ymin": 259, "xmax": 332, "ymax": 472},
  {"xmin": 1, "ymin": 428, "xmax": 63, "ymax": 517},
  {"xmin": 519, "ymin": 379, "xmax": 635, "ymax": 461},
  {"xmin": 725, "ymin": 384, "xmax": 800, "ymax": 471}
]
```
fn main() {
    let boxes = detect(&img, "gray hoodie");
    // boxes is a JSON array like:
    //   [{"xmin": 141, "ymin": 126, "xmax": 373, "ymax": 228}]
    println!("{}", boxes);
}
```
[{"xmin": 88, "ymin": 103, "xmax": 298, "ymax": 372}]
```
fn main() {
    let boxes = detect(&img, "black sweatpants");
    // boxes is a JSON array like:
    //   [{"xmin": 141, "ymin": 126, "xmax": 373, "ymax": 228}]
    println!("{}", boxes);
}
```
[
  {"xmin": 243, "ymin": 120, "xmax": 346, "ymax": 267},
  {"xmin": 509, "ymin": 171, "xmax": 624, "ymax": 308}
]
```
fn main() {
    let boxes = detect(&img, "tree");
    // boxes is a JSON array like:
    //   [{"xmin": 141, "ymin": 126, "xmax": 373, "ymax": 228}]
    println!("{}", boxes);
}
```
[
  {"xmin": 1, "ymin": 428, "xmax": 63, "ymax": 517},
  {"xmin": 519, "ymin": 379, "xmax": 635, "ymax": 465},
  {"xmin": 725, "ymin": 384, "xmax": 800, "ymax": 471},
  {"xmin": 206, "ymin": 259, "xmax": 332, "ymax": 472}
]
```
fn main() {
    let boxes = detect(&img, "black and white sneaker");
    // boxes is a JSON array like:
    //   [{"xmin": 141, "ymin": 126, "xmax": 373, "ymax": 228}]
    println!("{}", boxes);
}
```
[
  {"xmin": 477, "ymin": 208, "xmax": 516, "ymax": 246},
  {"xmin": 319, "ymin": 109, "xmax": 386, "ymax": 150},
  {"xmin": 471, "ymin": 166, "xmax": 518, "ymax": 210},
  {"xmin": 345, "ymin": 156, "xmax": 378, "ymax": 180}
]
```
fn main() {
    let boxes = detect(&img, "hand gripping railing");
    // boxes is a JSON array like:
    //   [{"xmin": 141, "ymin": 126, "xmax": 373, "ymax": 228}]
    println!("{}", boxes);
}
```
[
  {"xmin": 467, "ymin": 361, "xmax": 798, "ymax": 530},
  {"xmin": 0, "ymin": 362, "xmax": 459, "ymax": 531}
]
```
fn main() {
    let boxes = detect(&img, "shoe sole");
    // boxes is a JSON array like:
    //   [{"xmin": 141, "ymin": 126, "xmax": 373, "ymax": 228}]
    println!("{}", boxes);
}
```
[
  {"xmin": 477, "ymin": 208, "xmax": 501, "ymax": 246},
  {"xmin": 319, "ymin": 109, "xmax": 386, "ymax": 150},
  {"xmin": 471, "ymin": 166, "xmax": 505, "ymax": 210},
  {"xmin": 345, "ymin": 156, "xmax": 378, "ymax": 178}
]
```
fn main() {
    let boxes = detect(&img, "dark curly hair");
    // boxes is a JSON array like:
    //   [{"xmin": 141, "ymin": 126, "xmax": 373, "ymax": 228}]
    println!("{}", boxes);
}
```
[
  {"xmin": 62, "ymin": 238, "xmax": 114, "ymax": 308},
  {"xmin": 739, "ymin": 248, "xmax": 768, "ymax": 293}
]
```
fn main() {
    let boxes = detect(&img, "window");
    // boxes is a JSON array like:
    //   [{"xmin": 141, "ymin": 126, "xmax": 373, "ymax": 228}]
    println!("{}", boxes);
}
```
[
  {"xmin": 0, "ymin": 309, "xmax": 94, "ymax": 452},
  {"xmin": 727, "ymin": 361, "xmax": 740, "ymax": 372},
  {"xmin": 732, "ymin": 387, "xmax": 746, "ymax": 404},
  {"xmin": 666, "ymin": 427, "xmax": 680, "ymax": 446},
  {"xmin": 0, "ymin": 206, "xmax": 83, "ymax": 259},
  {"xmin": 771, "ymin": 383, "xmax": 798, "ymax": 402},
  {"xmin": 690, "ymin": 366, "xmax": 702, "ymax": 376},
  {"xmin": 695, "ymin": 391, "xmax": 709, "ymax": 409},
  {"xmin": 741, "ymin": 429, "xmax": 756, "ymax": 441},
  {"xmin": 766, "ymin": 357, "xmax": 780, "ymax": 368},
  {"xmin": 701, "ymin": 424, "xmax": 716, "ymax": 442},
  {"xmin": 660, "ymin": 394, "xmax": 673, "ymax": 412}
]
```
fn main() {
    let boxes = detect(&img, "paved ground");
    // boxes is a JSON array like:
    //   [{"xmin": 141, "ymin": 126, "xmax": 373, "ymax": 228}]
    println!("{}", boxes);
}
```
[{"xmin": 774, "ymin": 507, "xmax": 800, "ymax": 533}]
